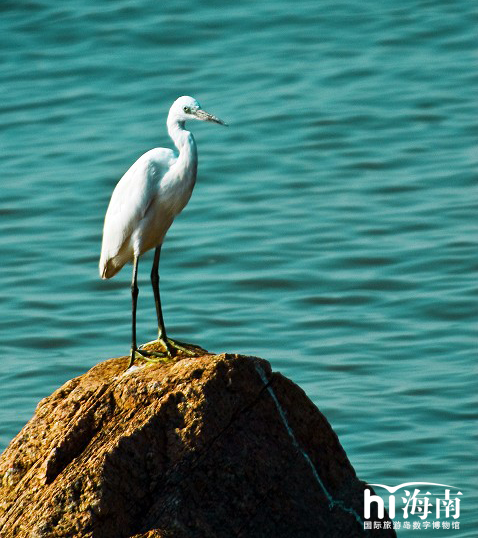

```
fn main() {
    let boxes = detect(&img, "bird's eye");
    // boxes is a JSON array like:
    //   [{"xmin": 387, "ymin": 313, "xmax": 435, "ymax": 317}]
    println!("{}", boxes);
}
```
[{"xmin": 183, "ymin": 106, "xmax": 191, "ymax": 114}]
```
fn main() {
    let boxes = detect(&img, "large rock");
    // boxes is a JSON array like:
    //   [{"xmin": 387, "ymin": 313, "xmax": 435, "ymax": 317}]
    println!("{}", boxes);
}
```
[{"xmin": 0, "ymin": 350, "xmax": 394, "ymax": 537}]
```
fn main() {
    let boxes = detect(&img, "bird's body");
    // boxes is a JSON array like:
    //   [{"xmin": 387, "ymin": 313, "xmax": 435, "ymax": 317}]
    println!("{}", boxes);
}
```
[
  {"xmin": 99, "ymin": 96, "xmax": 226, "ymax": 366},
  {"xmin": 99, "ymin": 145, "xmax": 193, "ymax": 279}
]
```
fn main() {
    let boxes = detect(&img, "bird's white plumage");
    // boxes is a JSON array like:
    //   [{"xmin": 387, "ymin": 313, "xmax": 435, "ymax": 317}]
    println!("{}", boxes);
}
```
[
  {"xmin": 99, "ymin": 148, "xmax": 176, "ymax": 278},
  {"xmin": 99, "ymin": 96, "xmax": 223, "ymax": 280}
]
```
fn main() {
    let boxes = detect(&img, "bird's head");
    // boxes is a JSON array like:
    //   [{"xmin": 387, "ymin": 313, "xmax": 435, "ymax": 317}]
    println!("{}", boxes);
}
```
[{"xmin": 171, "ymin": 96, "xmax": 227, "ymax": 126}]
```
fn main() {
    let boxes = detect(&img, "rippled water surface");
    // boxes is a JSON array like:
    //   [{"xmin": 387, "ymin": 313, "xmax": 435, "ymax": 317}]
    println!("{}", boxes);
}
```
[{"xmin": 1, "ymin": 1, "xmax": 476, "ymax": 535}]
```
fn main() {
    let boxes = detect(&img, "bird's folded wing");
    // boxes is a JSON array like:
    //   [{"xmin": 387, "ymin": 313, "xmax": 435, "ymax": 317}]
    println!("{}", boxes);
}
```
[{"xmin": 100, "ymin": 148, "xmax": 175, "ymax": 263}]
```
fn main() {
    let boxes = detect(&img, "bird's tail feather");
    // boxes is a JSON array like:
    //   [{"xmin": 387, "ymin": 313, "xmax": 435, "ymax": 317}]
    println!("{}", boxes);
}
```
[{"xmin": 99, "ymin": 257, "xmax": 122, "ymax": 279}]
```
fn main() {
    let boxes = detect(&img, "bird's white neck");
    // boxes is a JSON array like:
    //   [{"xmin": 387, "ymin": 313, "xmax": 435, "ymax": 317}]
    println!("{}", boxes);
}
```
[
  {"xmin": 167, "ymin": 116, "xmax": 198, "ymax": 176},
  {"xmin": 167, "ymin": 117, "xmax": 195, "ymax": 152}
]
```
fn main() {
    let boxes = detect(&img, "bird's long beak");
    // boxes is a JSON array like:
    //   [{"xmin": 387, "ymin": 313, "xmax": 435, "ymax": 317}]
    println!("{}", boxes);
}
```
[{"xmin": 195, "ymin": 109, "xmax": 228, "ymax": 126}]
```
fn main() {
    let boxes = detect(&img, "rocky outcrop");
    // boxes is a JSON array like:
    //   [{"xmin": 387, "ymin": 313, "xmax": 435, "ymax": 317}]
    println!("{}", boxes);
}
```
[{"xmin": 0, "ymin": 348, "xmax": 394, "ymax": 538}]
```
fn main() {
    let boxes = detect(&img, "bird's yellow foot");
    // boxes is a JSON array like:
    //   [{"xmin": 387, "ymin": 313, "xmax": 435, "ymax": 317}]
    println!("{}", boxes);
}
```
[
  {"xmin": 136, "ymin": 347, "xmax": 171, "ymax": 361},
  {"xmin": 140, "ymin": 338, "xmax": 206, "ymax": 357},
  {"xmin": 127, "ymin": 347, "xmax": 171, "ymax": 369}
]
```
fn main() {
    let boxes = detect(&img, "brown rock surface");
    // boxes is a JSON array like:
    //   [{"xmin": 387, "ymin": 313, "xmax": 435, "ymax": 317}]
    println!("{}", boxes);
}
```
[{"xmin": 0, "ymin": 350, "xmax": 395, "ymax": 538}]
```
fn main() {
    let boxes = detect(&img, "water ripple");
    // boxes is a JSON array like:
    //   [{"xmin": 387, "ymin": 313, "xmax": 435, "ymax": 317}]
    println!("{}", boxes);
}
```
[{"xmin": 1, "ymin": 1, "xmax": 476, "ymax": 533}]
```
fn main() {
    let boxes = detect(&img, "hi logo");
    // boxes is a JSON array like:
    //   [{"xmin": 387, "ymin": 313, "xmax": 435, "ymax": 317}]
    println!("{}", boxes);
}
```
[{"xmin": 364, "ymin": 483, "xmax": 463, "ymax": 531}]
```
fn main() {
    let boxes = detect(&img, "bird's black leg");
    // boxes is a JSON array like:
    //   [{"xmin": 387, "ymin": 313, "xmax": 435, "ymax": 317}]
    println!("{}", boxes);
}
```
[
  {"xmin": 128, "ymin": 255, "xmax": 140, "ymax": 368},
  {"xmin": 127, "ymin": 249, "xmax": 169, "ymax": 367},
  {"xmin": 151, "ymin": 245, "xmax": 171, "ymax": 354},
  {"xmin": 147, "ymin": 245, "xmax": 200, "ymax": 357}
]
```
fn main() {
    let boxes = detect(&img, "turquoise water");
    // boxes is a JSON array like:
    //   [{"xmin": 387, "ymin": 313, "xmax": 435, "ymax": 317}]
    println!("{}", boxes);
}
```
[{"xmin": 1, "ymin": 1, "xmax": 476, "ymax": 535}]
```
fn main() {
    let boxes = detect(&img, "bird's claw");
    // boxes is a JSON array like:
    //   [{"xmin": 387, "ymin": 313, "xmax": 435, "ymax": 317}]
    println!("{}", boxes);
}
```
[
  {"xmin": 166, "ymin": 338, "xmax": 203, "ymax": 356},
  {"xmin": 128, "ymin": 347, "xmax": 170, "ymax": 369},
  {"xmin": 128, "ymin": 338, "xmax": 206, "ymax": 369},
  {"xmin": 140, "ymin": 337, "xmax": 205, "ymax": 357},
  {"xmin": 137, "ymin": 348, "xmax": 171, "ymax": 361}
]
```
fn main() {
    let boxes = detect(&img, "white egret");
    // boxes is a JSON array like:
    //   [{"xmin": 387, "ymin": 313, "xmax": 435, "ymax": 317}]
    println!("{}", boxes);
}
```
[{"xmin": 99, "ymin": 96, "xmax": 227, "ymax": 367}]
